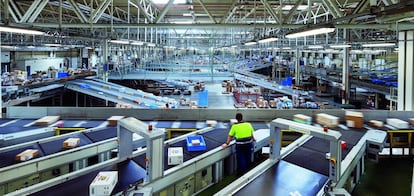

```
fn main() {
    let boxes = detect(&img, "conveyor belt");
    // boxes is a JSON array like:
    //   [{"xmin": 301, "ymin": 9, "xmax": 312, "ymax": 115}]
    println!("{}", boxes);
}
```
[
  {"xmin": 39, "ymin": 133, "xmax": 93, "ymax": 155},
  {"xmin": 30, "ymin": 160, "xmax": 146, "ymax": 196},
  {"xmin": 83, "ymin": 127, "xmax": 118, "ymax": 142},
  {"xmin": 284, "ymin": 126, "xmax": 365, "ymax": 176},
  {"xmin": 235, "ymin": 160, "xmax": 328, "ymax": 195},
  {"xmin": 0, "ymin": 119, "xmax": 43, "ymax": 134},
  {"xmin": 133, "ymin": 128, "xmax": 224, "ymax": 170},
  {"xmin": 0, "ymin": 144, "xmax": 44, "ymax": 168},
  {"xmin": 57, "ymin": 120, "xmax": 105, "ymax": 128}
]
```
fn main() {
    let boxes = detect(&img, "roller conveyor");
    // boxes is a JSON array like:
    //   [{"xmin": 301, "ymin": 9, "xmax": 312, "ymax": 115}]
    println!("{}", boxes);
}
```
[{"xmin": 235, "ymin": 160, "xmax": 328, "ymax": 195}]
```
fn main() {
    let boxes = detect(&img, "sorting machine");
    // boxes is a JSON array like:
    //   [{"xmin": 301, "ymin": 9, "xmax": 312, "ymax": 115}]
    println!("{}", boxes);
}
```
[
  {"xmin": 0, "ymin": 118, "xmax": 269, "ymax": 195},
  {"xmin": 0, "ymin": 115, "xmax": 390, "ymax": 196},
  {"xmin": 216, "ymin": 118, "xmax": 387, "ymax": 195}
]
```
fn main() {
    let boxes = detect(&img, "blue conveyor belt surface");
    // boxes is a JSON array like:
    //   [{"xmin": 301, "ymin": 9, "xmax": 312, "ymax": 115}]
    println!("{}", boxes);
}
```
[
  {"xmin": 0, "ymin": 144, "xmax": 44, "ymax": 167},
  {"xmin": 39, "ymin": 133, "xmax": 93, "ymax": 155},
  {"xmin": 0, "ymin": 119, "xmax": 44, "ymax": 134},
  {"xmin": 57, "ymin": 120, "xmax": 105, "ymax": 128},
  {"xmin": 235, "ymin": 160, "xmax": 328, "ymax": 195},
  {"xmin": 83, "ymin": 127, "xmax": 117, "ymax": 142},
  {"xmin": 30, "ymin": 160, "xmax": 146, "ymax": 196},
  {"xmin": 284, "ymin": 126, "xmax": 365, "ymax": 176}
]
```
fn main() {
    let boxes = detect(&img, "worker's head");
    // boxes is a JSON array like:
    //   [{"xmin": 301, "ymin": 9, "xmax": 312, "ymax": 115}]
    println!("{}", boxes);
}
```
[{"xmin": 235, "ymin": 113, "xmax": 243, "ymax": 122}]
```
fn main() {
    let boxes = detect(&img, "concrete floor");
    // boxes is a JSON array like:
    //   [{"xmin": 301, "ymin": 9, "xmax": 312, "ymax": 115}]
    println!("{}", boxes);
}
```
[{"xmin": 166, "ymin": 81, "xmax": 236, "ymax": 109}]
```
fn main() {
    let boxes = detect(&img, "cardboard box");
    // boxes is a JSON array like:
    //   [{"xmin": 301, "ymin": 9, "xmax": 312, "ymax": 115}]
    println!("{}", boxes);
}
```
[
  {"xmin": 345, "ymin": 111, "xmax": 364, "ymax": 128},
  {"xmin": 409, "ymin": 118, "xmax": 414, "ymax": 125},
  {"xmin": 206, "ymin": 120, "xmax": 217, "ymax": 127},
  {"xmin": 89, "ymin": 171, "xmax": 118, "ymax": 196},
  {"xmin": 316, "ymin": 113, "xmax": 339, "ymax": 128},
  {"xmin": 16, "ymin": 149, "xmax": 39, "ymax": 161},
  {"xmin": 107, "ymin": 116, "xmax": 125, "ymax": 126},
  {"xmin": 387, "ymin": 118, "xmax": 409, "ymax": 129},
  {"xmin": 63, "ymin": 138, "xmax": 80, "ymax": 149},
  {"xmin": 168, "ymin": 147, "xmax": 183, "ymax": 165},
  {"xmin": 293, "ymin": 114, "xmax": 312, "ymax": 124},
  {"xmin": 369, "ymin": 120, "xmax": 383, "ymax": 128},
  {"xmin": 35, "ymin": 116, "xmax": 60, "ymax": 126}
]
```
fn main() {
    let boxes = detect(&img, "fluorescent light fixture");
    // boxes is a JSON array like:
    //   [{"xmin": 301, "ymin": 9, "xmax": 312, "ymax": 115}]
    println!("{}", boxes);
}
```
[
  {"xmin": 171, "ymin": 21, "xmax": 193, "ymax": 24},
  {"xmin": 258, "ymin": 37, "xmax": 278, "ymax": 43},
  {"xmin": 362, "ymin": 43, "xmax": 395, "ymax": 47},
  {"xmin": 108, "ymin": 40, "xmax": 130, "ymax": 44},
  {"xmin": 282, "ymin": 47, "xmax": 291, "ymax": 50},
  {"xmin": 286, "ymin": 27, "xmax": 335, "ymax": 39},
  {"xmin": 131, "ymin": 41, "xmax": 144, "ymax": 46},
  {"xmin": 0, "ymin": 26, "xmax": 44, "ymax": 35},
  {"xmin": 308, "ymin": 45, "xmax": 323, "ymax": 49},
  {"xmin": 330, "ymin": 44, "xmax": 351, "ymax": 48},
  {"xmin": 282, "ymin": 5, "xmax": 308, "ymax": 11},
  {"xmin": 231, "ymin": 45, "xmax": 238, "ymax": 48},
  {"xmin": 147, "ymin": 43, "xmax": 156, "ymax": 47},
  {"xmin": 183, "ymin": 13, "xmax": 208, "ymax": 17},
  {"xmin": 152, "ymin": 0, "xmax": 186, "ymax": 5},
  {"xmin": 27, "ymin": 46, "xmax": 36, "ymax": 49},
  {"xmin": 44, "ymin": 43, "xmax": 62, "ymax": 47},
  {"xmin": 244, "ymin": 41, "xmax": 257, "ymax": 46}
]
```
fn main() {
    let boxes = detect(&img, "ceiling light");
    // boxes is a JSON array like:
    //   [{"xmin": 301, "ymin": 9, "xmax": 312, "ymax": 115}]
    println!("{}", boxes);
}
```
[
  {"xmin": 258, "ymin": 37, "xmax": 278, "ymax": 43},
  {"xmin": 282, "ymin": 47, "xmax": 291, "ymax": 50},
  {"xmin": 330, "ymin": 44, "xmax": 351, "ymax": 48},
  {"xmin": 44, "ymin": 43, "xmax": 62, "ymax": 47},
  {"xmin": 27, "ymin": 46, "xmax": 36, "ymax": 49},
  {"xmin": 108, "ymin": 40, "xmax": 130, "ymax": 44},
  {"xmin": 308, "ymin": 45, "xmax": 324, "ymax": 49},
  {"xmin": 286, "ymin": 27, "xmax": 335, "ymax": 39},
  {"xmin": 362, "ymin": 43, "xmax": 395, "ymax": 47},
  {"xmin": 147, "ymin": 43, "xmax": 156, "ymax": 47},
  {"xmin": 152, "ymin": 0, "xmax": 186, "ymax": 5},
  {"xmin": 244, "ymin": 41, "xmax": 257, "ymax": 46},
  {"xmin": 0, "ymin": 26, "xmax": 44, "ymax": 35},
  {"xmin": 131, "ymin": 41, "xmax": 144, "ymax": 46},
  {"xmin": 231, "ymin": 45, "xmax": 238, "ymax": 48}
]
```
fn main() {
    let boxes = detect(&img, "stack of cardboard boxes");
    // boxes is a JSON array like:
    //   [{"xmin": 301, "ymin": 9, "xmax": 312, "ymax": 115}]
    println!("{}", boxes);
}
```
[{"xmin": 345, "ymin": 111, "xmax": 364, "ymax": 128}]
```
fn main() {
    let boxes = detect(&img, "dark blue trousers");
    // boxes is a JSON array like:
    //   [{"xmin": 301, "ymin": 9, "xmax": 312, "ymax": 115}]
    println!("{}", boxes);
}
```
[{"xmin": 236, "ymin": 142, "xmax": 253, "ymax": 175}]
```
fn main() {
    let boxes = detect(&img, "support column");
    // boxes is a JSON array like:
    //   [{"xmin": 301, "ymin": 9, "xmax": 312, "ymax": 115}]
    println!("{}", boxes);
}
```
[
  {"xmin": 102, "ymin": 40, "xmax": 109, "ymax": 82},
  {"xmin": 342, "ymin": 29, "xmax": 350, "ymax": 104},
  {"xmin": 398, "ymin": 31, "xmax": 414, "ymax": 110},
  {"xmin": 295, "ymin": 48, "xmax": 300, "ymax": 86}
]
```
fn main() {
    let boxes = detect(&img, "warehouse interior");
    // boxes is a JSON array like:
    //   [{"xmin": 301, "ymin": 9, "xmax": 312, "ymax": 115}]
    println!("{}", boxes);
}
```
[{"xmin": 1, "ymin": 0, "xmax": 414, "ymax": 195}]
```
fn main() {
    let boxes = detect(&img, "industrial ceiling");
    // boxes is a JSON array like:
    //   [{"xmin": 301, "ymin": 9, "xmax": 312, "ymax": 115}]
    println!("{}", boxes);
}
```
[{"xmin": 0, "ymin": 0, "xmax": 414, "ymax": 49}]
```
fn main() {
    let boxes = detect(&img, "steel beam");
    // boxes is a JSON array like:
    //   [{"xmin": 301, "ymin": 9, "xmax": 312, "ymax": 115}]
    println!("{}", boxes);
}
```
[
  {"xmin": 90, "ymin": 0, "xmax": 112, "ymax": 23},
  {"xmin": 136, "ymin": 0, "xmax": 155, "ymax": 23},
  {"xmin": 219, "ymin": 0, "xmax": 238, "ymax": 24},
  {"xmin": 260, "ymin": 0, "xmax": 281, "ymax": 24},
  {"xmin": 19, "ymin": 0, "xmax": 41, "ymax": 23},
  {"xmin": 197, "ymin": 0, "xmax": 217, "ymax": 24},
  {"xmin": 349, "ymin": 0, "xmax": 369, "ymax": 23},
  {"xmin": 68, "ymin": 0, "xmax": 88, "ymax": 23},
  {"xmin": 30, "ymin": 22, "xmax": 413, "ymax": 30},
  {"xmin": 154, "ymin": 0, "xmax": 174, "ymax": 24},
  {"xmin": 7, "ymin": 0, "xmax": 21, "ymax": 22},
  {"xmin": 282, "ymin": 0, "xmax": 304, "ymax": 24},
  {"xmin": 27, "ymin": 0, "xmax": 48, "ymax": 23}
]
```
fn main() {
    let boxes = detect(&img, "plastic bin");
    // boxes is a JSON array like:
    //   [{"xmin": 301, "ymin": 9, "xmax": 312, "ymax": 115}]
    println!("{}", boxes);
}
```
[{"xmin": 186, "ymin": 135, "xmax": 206, "ymax": 151}]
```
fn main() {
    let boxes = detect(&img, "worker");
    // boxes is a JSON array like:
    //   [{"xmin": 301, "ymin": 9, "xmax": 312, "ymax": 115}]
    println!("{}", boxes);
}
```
[{"xmin": 222, "ymin": 113, "xmax": 255, "ymax": 175}]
